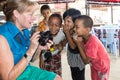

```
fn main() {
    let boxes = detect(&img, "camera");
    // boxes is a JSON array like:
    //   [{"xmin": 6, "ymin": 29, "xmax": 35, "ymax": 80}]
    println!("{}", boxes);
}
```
[
  {"xmin": 41, "ymin": 50, "xmax": 52, "ymax": 62},
  {"xmin": 39, "ymin": 31, "xmax": 53, "ymax": 62},
  {"xmin": 39, "ymin": 31, "xmax": 53, "ymax": 46}
]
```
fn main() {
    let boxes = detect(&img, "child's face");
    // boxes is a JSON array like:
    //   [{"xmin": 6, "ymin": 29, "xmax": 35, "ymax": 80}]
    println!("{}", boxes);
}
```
[
  {"xmin": 48, "ymin": 17, "xmax": 61, "ymax": 36},
  {"xmin": 64, "ymin": 16, "xmax": 74, "ymax": 30},
  {"xmin": 75, "ymin": 19, "xmax": 89, "ymax": 37},
  {"xmin": 42, "ymin": 9, "xmax": 51, "ymax": 19}
]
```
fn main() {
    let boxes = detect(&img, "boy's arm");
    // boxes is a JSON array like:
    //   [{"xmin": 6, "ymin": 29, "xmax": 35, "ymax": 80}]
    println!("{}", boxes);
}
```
[{"xmin": 76, "ymin": 42, "xmax": 92, "ymax": 64}]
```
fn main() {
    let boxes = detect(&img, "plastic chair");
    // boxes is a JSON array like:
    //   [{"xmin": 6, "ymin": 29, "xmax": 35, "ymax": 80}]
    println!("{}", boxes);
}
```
[
  {"xmin": 106, "ymin": 28, "xmax": 119, "ymax": 59},
  {"xmin": 100, "ymin": 28, "xmax": 108, "ymax": 49},
  {"xmin": 112, "ymin": 29, "xmax": 119, "ymax": 59}
]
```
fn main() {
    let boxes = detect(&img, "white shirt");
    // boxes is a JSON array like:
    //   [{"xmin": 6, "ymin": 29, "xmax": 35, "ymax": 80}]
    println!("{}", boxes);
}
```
[{"xmin": 53, "ymin": 28, "xmax": 65, "ymax": 45}]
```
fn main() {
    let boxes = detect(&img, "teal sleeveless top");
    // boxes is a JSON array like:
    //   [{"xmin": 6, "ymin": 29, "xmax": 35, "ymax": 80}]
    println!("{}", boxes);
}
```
[
  {"xmin": 0, "ymin": 22, "xmax": 30, "ymax": 65},
  {"xmin": 0, "ymin": 22, "xmax": 56, "ymax": 80}
]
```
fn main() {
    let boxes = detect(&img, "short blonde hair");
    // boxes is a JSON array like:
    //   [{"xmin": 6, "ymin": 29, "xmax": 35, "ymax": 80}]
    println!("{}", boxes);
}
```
[{"xmin": 3, "ymin": 0, "xmax": 35, "ymax": 21}]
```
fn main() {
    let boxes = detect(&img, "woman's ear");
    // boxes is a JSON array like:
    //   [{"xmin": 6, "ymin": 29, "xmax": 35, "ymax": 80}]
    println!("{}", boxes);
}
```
[{"xmin": 13, "ymin": 10, "xmax": 20, "ymax": 18}]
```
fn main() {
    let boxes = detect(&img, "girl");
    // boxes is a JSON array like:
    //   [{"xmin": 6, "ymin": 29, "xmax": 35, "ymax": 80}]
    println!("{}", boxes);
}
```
[
  {"xmin": 63, "ymin": 9, "xmax": 85, "ymax": 80},
  {"xmin": 37, "ymin": 5, "xmax": 51, "ymax": 32},
  {"xmin": 39, "ymin": 13, "xmax": 66, "ymax": 76}
]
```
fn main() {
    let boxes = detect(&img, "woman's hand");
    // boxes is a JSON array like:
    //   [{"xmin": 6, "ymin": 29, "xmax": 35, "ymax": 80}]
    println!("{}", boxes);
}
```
[
  {"xmin": 29, "ymin": 40, "xmax": 53, "ymax": 62},
  {"xmin": 27, "ymin": 31, "xmax": 40, "ymax": 57},
  {"xmin": 39, "ymin": 40, "xmax": 53, "ymax": 50}
]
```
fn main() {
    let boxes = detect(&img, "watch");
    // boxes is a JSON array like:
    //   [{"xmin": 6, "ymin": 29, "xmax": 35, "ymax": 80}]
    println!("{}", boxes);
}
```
[{"xmin": 24, "ymin": 54, "xmax": 32, "ymax": 62}]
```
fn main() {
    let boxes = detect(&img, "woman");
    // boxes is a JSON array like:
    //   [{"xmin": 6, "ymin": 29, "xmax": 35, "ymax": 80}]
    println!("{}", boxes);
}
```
[{"xmin": 0, "ymin": 0, "xmax": 62, "ymax": 80}]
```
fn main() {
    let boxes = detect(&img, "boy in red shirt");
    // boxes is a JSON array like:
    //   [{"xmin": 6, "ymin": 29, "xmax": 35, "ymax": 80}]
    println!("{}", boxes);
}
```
[{"xmin": 74, "ymin": 15, "xmax": 110, "ymax": 80}]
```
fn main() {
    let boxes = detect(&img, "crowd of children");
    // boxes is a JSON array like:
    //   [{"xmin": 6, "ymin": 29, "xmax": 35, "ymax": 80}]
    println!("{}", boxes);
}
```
[
  {"xmin": 0, "ymin": 0, "xmax": 110, "ymax": 79},
  {"xmin": 37, "ymin": 5, "xmax": 110, "ymax": 80}
]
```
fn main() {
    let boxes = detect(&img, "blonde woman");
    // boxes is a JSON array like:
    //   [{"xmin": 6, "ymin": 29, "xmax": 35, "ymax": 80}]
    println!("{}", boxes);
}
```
[{"xmin": 0, "ymin": 0, "xmax": 62, "ymax": 80}]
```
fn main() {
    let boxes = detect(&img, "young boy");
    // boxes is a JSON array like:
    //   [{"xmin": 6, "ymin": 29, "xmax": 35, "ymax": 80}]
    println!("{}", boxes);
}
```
[
  {"xmin": 37, "ymin": 5, "xmax": 51, "ymax": 31},
  {"xmin": 63, "ymin": 8, "xmax": 85, "ymax": 80},
  {"xmin": 74, "ymin": 15, "xmax": 110, "ymax": 80}
]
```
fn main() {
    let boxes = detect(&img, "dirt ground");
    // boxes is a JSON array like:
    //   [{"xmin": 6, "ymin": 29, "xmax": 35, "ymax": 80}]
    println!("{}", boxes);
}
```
[{"xmin": 32, "ymin": 49, "xmax": 120, "ymax": 80}]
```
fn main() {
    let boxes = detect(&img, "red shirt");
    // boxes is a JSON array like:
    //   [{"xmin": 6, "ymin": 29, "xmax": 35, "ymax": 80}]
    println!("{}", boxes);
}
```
[{"xmin": 84, "ymin": 34, "xmax": 110, "ymax": 74}]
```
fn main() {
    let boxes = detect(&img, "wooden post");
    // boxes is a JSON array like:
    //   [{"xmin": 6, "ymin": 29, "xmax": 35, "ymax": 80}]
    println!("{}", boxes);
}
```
[
  {"xmin": 66, "ymin": 2, "xmax": 68, "ymax": 10},
  {"xmin": 85, "ymin": 0, "xmax": 88, "ymax": 15},
  {"xmin": 111, "ymin": 5, "xmax": 113, "ymax": 24},
  {"xmin": 85, "ymin": 0, "xmax": 90, "ymax": 16}
]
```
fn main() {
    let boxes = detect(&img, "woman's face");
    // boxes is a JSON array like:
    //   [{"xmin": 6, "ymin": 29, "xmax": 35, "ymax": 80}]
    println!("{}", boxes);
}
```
[
  {"xmin": 64, "ymin": 16, "xmax": 74, "ymax": 30},
  {"xmin": 48, "ymin": 17, "xmax": 61, "ymax": 36},
  {"xmin": 15, "ymin": 6, "xmax": 35, "ymax": 30}
]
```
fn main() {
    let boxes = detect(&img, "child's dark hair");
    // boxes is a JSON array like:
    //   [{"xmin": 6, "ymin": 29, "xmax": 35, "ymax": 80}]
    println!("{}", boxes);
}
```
[
  {"xmin": 48, "ymin": 13, "xmax": 62, "ymax": 26},
  {"xmin": 63, "ymin": 8, "xmax": 81, "ymax": 22},
  {"xmin": 75, "ymin": 15, "xmax": 93, "ymax": 29},
  {"xmin": 40, "ymin": 5, "xmax": 50, "ymax": 14}
]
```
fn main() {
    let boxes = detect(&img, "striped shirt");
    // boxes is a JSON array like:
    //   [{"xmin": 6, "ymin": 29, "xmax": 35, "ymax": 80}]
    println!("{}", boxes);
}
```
[{"xmin": 66, "ymin": 43, "xmax": 85, "ymax": 70}]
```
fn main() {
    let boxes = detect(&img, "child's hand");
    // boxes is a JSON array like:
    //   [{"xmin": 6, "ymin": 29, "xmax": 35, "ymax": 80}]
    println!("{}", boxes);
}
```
[
  {"xmin": 54, "ymin": 44, "xmax": 63, "ymax": 51},
  {"xmin": 57, "ymin": 44, "xmax": 63, "ymax": 51},
  {"xmin": 63, "ymin": 24, "xmax": 70, "ymax": 33},
  {"xmin": 73, "ymin": 34, "xmax": 83, "ymax": 43},
  {"xmin": 77, "ymin": 37, "xmax": 83, "ymax": 42},
  {"xmin": 39, "ymin": 55, "xmax": 45, "ymax": 69}
]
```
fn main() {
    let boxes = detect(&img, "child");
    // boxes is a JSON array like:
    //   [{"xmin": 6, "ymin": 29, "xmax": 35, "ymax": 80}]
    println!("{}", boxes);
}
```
[
  {"xmin": 39, "ymin": 13, "xmax": 66, "ymax": 76},
  {"xmin": 63, "ymin": 8, "xmax": 85, "ymax": 80},
  {"xmin": 37, "ymin": 5, "xmax": 51, "ymax": 32},
  {"xmin": 74, "ymin": 15, "xmax": 110, "ymax": 80}
]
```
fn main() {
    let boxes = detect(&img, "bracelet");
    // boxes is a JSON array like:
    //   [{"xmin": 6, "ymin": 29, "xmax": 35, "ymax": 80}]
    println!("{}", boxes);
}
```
[{"xmin": 24, "ymin": 54, "xmax": 32, "ymax": 62}]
